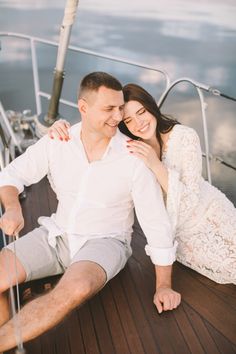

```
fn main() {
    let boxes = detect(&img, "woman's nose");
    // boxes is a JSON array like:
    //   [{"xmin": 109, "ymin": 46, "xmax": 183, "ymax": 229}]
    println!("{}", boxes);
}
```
[{"xmin": 134, "ymin": 116, "xmax": 144, "ymax": 128}]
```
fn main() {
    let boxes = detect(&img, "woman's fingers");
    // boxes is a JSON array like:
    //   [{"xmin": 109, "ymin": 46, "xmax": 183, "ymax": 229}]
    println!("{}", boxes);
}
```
[
  {"xmin": 127, "ymin": 144, "xmax": 148, "ymax": 154},
  {"xmin": 127, "ymin": 140, "xmax": 150, "ymax": 152},
  {"xmin": 55, "ymin": 125, "xmax": 69, "ymax": 140},
  {"xmin": 126, "ymin": 140, "xmax": 159, "ymax": 170},
  {"xmin": 48, "ymin": 120, "xmax": 70, "ymax": 140},
  {"xmin": 127, "ymin": 144, "xmax": 149, "ymax": 157}
]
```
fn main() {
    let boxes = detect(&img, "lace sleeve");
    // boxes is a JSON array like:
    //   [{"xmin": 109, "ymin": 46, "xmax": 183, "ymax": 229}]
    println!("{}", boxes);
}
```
[{"xmin": 166, "ymin": 127, "xmax": 202, "ymax": 231}]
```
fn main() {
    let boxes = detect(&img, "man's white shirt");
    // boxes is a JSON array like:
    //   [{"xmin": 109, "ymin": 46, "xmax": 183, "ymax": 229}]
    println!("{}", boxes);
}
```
[{"xmin": 0, "ymin": 122, "xmax": 177, "ymax": 265}]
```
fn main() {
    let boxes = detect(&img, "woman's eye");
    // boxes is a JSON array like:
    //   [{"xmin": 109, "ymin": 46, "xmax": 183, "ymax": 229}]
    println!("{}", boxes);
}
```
[
  {"xmin": 139, "ymin": 108, "xmax": 146, "ymax": 115},
  {"xmin": 124, "ymin": 119, "xmax": 131, "ymax": 124}
]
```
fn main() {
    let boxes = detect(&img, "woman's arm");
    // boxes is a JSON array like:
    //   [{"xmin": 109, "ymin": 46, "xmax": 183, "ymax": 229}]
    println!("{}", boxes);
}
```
[
  {"xmin": 127, "ymin": 127, "xmax": 203, "ymax": 231},
  {"xmin": 166, "ymin": 128, "xmax": 202, "ymax": 229}
]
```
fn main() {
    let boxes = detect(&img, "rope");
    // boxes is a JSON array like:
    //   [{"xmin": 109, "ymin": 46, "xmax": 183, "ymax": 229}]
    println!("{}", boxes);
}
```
[{"xmin": 1, "ymin": 204, "xmax": 26, "ymax": 353}]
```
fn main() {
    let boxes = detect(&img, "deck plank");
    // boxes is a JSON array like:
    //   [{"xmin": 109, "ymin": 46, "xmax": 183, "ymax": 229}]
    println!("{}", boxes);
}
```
[
  {"xmin": 128, "ymin": 257, "xmax": 178, "ymax": 354},
  {"xmin": 90, "ymin": 295, "xmax": 116, "ymax": 354},
  {"xmin": 173, "ymin": 263, "xmax": 236, "ymax": 344},
  {"xmin": 204, "ymin": 321, "xmax": 236, "ymax": 354},
  {"xmin": 173, "ymin": 304, "xmax": 205, "ymax": 354},
  {"xmin": 100, "ymin": 284, "xmax": 131, "ymax": 354},
  {"xmin": 109, "ymin": 274, "xmax": 146, "ymax": 354},
  {"xmin": 38, "ymin": 330, "xmax": 57, "ymax": 354},
  {"xmin": 54, "ymin": 322, "xmax": 71, "ymax": 354},
  {"xmin": 182, "ymin": 302, "xmax": 221, "ymax": 354},
  {"xmin": 187, "ymin": 270, "xmax": 236, "ymax": 310},
  {"xmin": 78, "ymin": 304, "xmax": 101, "ymax": 354},
  {"xmin": 63, "ymin": 310, "xmax": 85, "ymax": 354},
  {"xmin": 121, "ymin": 266, "xmax": 161, "ymax": 353}
]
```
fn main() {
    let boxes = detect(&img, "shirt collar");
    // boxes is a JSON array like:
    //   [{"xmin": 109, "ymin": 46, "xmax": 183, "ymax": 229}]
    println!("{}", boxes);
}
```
[{"xmin": 70, "ymin": 121, "xmax": 126, "ymax": 159}]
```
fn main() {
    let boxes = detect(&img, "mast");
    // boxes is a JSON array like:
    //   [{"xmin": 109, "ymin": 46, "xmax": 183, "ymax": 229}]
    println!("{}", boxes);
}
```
[{"xmin": 38, "ymin": 0, "xmax": 79, "ymax": 128}]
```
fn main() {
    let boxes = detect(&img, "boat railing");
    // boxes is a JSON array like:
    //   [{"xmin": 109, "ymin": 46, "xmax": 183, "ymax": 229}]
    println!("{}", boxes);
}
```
[
  {"xmin": 0, "ymin": 32, "xmax": 171, "ymax": 115},
  {"xmin": 0, "ymin": 31, "xmax": 236, "ymax": 181}
]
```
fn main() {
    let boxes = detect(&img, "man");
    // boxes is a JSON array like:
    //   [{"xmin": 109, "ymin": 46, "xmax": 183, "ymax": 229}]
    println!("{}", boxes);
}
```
[{"xmin": 0, "ymin": 72, "xmax": 180, "ymax": 352}]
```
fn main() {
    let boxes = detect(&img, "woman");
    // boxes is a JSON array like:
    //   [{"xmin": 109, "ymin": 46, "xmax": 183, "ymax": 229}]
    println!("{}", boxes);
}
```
[{"xmin": 48, "ymin": 83, "xmax": 236, "ymax": 284}]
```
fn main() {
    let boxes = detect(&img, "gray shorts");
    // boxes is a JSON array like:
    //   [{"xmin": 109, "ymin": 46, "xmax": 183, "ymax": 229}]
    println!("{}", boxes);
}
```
[{"xmin": 5, "ymin": 226, "xmax": 132, "ymax": 283}]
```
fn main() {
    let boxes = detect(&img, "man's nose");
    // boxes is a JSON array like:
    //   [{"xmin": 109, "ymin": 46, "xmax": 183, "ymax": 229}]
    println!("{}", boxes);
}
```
[{"xmin": 113, "ymin": 109, "xmax": 123, "ymax": 122}]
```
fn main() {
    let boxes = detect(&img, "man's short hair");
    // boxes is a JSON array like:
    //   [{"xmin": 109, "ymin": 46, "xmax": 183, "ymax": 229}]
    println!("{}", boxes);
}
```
[{"xmin": 78, "ymin": 72, "xmax": 123, "ymax": 99}]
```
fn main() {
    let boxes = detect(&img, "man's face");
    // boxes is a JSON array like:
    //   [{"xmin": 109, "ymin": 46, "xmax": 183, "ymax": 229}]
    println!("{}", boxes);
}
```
[{"xmin": 79, "ymin": 86, "xmax": 124, "ymax": 138}]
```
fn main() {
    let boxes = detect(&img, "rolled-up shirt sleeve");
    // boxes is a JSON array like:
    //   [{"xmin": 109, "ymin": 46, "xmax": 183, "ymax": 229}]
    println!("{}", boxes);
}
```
[
  {"xmin": 0, "ymin": 135, "xmax": 50, "ymax": 193},
  {"xmin": 131, "ymin": 160, "xmax": 177, "ymax": 266}
]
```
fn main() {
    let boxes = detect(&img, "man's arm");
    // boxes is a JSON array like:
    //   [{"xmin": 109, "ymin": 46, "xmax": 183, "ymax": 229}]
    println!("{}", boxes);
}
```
[
  {"xmin": 0, "ymin": 135, "xmax": 50, "ymax": 236},
  {"xmin": 0, "ymin": 186, "xmax": 24, "ymax": 236},
  {"xmin": 0, "ymin": 135, "xmax": 50, "ymax": 193},
  {"xmin": 154, "ymin": 265, "xmax": 181, "ymax": 313},
  {"xmin": 131, "ymin": 160, "xmax": 181, "ymax": 312}
]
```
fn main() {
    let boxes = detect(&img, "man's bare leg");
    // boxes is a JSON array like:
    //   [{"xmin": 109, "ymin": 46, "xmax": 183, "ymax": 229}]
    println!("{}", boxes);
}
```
[
  {"xmin": 0, "ymin": 249, "xmax": 26, "ymax": 327},
  {"xmin": 0, "ymin": 249, "xmax": 27, "ymax": 354},
  {"xmin": 0, "ymin": 291, "xmax": 9, "ymax": 326},
  {"xmin": 0, "ymin": 261, "xmax": 106, "ymax": 352}
]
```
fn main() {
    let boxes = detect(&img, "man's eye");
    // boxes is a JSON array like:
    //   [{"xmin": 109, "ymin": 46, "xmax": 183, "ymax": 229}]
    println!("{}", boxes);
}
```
[{"xmin": 105, "ymin": 108, "xmax": 113, "ymax": 112}]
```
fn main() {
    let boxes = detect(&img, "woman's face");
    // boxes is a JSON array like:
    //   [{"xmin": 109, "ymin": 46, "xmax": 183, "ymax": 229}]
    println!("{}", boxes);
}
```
[{"xmin": 123, "ymin": 100, "xmax": 157, "ymax": 139}]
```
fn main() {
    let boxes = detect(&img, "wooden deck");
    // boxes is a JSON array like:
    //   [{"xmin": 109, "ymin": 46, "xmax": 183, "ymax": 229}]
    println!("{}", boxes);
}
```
[{"xmin": 5, "ymin": 178, "xmax": 236, "ymax": 354}]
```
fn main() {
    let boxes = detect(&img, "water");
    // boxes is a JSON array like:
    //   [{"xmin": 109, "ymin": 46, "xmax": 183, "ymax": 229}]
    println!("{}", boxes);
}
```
[{"xmin": 0, "ymin": 0, "xmax": 236, "ymax": 203}]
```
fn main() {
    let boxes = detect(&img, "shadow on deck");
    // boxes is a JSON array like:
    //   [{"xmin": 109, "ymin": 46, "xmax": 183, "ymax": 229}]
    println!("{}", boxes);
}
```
[{"xmin": 6, "ymin": 178, "xmax": 236, "ymax": 354}]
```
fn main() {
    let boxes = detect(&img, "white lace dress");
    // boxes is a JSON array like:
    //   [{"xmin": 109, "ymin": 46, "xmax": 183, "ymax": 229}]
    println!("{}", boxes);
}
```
[{"xmin": 162, "ymin": 124, "xmax": 236, "ymax": 284}]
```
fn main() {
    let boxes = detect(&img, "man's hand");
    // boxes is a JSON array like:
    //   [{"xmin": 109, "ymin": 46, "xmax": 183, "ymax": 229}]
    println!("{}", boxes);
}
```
[
  {"xmin": 154, "ymin": 287, "xmax": 181, "ymax": 314},
  {"xmin": 0, "ymin": 207, "xmax": 24, "ymax": 236}
]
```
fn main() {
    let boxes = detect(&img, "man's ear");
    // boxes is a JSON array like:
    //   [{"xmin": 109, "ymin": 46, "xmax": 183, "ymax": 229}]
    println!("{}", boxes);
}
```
[{"xmin": 78, "ymin": 98, "xmax": 88, "ymax": 115}]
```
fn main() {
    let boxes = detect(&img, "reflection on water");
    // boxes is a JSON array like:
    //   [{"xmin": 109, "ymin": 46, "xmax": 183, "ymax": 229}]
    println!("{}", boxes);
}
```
[{"xmin": 0, "ymin": 0, "xmax": 236, "ymax": 204}]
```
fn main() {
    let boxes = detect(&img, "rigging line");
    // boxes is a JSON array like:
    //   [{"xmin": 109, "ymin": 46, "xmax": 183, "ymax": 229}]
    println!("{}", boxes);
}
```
[
  {"xmin": 1, "ymin": 204, "xmax": 26, "ymax": 353},
  {"xmin": 208, "ymin": 88, "xmax": 236, "ymax": 102},
  {"xmin": 219, "ymin": 93, "xmax": 236, "ymax": 102},
  {"xmin": 202, "ymin": 153, "xmax": 236, "ymax": 172},
  {"xmin": 13, "ymin": 234, "xmax": 25, "ymax": 354},
  {"xmin": 213, "ymin": 157, "xmax": 236, "ymax": 171}
]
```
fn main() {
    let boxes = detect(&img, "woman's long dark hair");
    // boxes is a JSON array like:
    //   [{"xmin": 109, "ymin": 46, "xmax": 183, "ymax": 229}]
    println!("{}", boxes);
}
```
[{"xmin": 119, "ymin": 83, "xmax": 180, "ymax": 158}]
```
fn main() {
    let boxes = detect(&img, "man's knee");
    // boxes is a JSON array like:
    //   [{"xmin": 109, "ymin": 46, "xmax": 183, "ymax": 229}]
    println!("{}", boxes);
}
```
[
  {"xmin": 54, "ymin": 261, "xmax": 106, "ymax": 306},
  {"xmin": 0, "ymin": 249, "xmax": 26, "ymax": 293}
]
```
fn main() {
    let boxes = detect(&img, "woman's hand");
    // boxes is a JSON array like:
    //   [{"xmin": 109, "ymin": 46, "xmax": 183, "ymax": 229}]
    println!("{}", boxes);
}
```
[
  {"xmin": 127, "ymin": 139, "xmax": 169, "ymax": 192},
  {"xmin": 126, "ymin": 140, "xmax": 160, "ymax": 171},
  {"xmin": 48, "ymin": 119, "xmax": 71, "ymax": 141}
]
